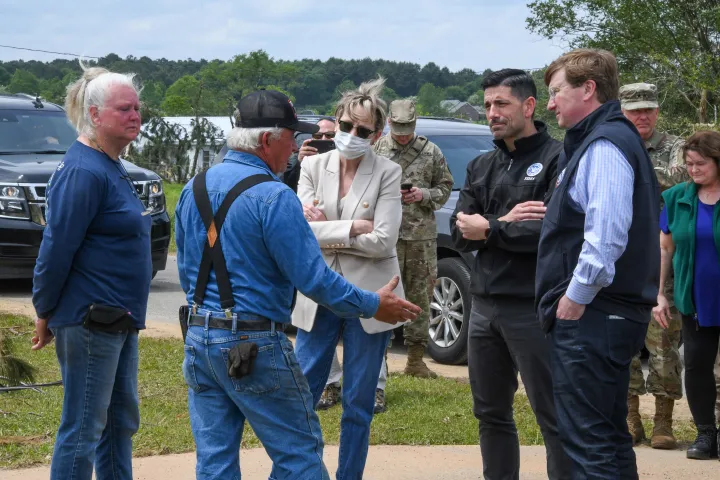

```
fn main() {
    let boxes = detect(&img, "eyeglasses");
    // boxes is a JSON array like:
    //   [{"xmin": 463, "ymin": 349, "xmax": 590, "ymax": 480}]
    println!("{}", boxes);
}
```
[
  {"xmin": 338, "ymin": 120, "xmax": 375, "ymax": 139},
  {"xmin": 312, "ymin": 131, "xmax": 336, "ymax": 140},
  {"xmin": 548, "ymin": 84, "xmax": 570, "ymax": 100}
]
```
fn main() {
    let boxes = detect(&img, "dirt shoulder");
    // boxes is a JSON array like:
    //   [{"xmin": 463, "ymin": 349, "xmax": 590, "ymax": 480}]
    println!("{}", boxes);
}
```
[{"xmin": 2, "ymin": 445, "xmax": 715, "ymax": 479}]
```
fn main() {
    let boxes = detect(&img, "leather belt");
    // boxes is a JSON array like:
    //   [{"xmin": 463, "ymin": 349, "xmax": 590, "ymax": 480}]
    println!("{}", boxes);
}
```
[{"xmin": 188, "ymin": 314, "xmax": 286, "ymax": 332}]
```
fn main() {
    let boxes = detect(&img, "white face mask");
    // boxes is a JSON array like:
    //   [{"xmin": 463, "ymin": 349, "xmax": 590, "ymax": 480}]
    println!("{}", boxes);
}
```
[{"xmin": 334, "ymin": 130, "xmax": 372, "ymax": 159}]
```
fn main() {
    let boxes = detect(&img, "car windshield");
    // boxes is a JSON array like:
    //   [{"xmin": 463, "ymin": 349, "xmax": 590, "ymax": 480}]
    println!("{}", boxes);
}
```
[
  {"xmin": 426, "ymin": 134, "xmax": 495, "ymax": 189},
  {"xmin": 0, "ymin": 110, "xmax": 77, "ymax": 156}
]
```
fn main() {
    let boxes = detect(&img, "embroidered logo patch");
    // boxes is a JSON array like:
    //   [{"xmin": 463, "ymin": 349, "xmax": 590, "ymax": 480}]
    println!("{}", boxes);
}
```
[{"xmin": 526, "ymin": 163, "xmax": 543, "ymax": 177}]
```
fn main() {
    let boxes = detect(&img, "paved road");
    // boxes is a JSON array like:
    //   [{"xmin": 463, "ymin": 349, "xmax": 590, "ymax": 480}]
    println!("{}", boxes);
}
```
[
  {"xmin": 1, "ymin": 256, "xmax": 196, "ymax": 327},
  {"xmin": 0, "ymin": 256, "xmax": 469, "ymax": 379}
]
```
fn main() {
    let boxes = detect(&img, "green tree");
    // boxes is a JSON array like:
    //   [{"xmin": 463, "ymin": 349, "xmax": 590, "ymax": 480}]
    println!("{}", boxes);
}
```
[
  {"xmin": 416, "ymin": 83, "xmax": 447, "ymax": 116},
  {"xmin": 161, "ymin": 75, "xmax": 220, "ymax": 116},
  {"xmin": 7, "ymin": 69, "xmax": 40, "ymax": 95},
  {"xmin": 141, "ymin": 80, "xmax": 166, "ymax": 110},
  {"xmin": 0, "ymin": 66, "xmax": 10, "ymax": 86},
  {"xmin": 445, "ymin": 85, "xmax": 467, "ymax": 101},
  {"xmin": 333, "ymin": 79, "xmax": 357, "ymax": 102},
  {"xmin": 526, "ymin": 0, "xmax": 720, "ymax": 123},
  {"xmin": 382, "ymin": 86, "xmax": 399, "ymax": 104},
  {"xmin": 128, "ymin": 116, "xmax": 191, "ymax": 182},
  {"xmin": 467, "ymin": 90, "xmax": 485, "ymax": 106}
]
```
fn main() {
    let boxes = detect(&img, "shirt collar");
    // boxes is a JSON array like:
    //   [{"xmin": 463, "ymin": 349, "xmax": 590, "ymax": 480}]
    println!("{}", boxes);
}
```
[{"xmin": 222, "ymin": 149, "xmax": 281, "ymax": 180}]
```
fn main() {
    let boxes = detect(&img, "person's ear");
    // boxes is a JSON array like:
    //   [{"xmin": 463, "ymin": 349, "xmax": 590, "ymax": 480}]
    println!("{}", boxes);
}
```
[
  {"xmin": 524, "ymin": 97, "xmax": 537, "ymax": 119},
  {"xmin": 89, "ymin": 105, "xmax": 101, "ymax": 127},
  {"xmin": 583, "ymin": 80, "xmax": 597, "ymax": 102}
]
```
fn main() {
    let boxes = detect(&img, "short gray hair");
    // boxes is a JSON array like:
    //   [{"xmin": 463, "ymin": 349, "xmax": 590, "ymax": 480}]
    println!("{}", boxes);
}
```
[
  {"xmin": 65, "ymin": 61, "xmax": 140, "ymax": 138},
  {"xmin": 226, "ymin": 126, "xmax": 284, "ymax": 151}
]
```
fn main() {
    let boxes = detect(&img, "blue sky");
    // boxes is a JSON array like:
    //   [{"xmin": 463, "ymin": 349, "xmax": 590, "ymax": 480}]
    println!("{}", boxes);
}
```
[{"xmin": 0, "ymin": 0, "xmax": 566, "ymax": 72}]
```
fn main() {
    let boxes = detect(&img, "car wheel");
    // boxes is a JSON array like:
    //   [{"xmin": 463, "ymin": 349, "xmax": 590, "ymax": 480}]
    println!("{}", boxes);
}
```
[{"xmin": 427, "ymin": 257, "xmax": 471, "ymax": 365}]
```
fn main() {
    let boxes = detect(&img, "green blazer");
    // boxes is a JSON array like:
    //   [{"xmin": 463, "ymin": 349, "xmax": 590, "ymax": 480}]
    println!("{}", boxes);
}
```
[{"xmin": 661, "ymin": 182, "xmax": 720, "ymax": 316}]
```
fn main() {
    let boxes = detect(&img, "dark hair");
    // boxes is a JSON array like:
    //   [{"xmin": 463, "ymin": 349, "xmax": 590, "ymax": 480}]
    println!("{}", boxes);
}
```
[
  {"xmin": 316, "ymin": 116, "xmax": 335, "ymax": 124},
  {"xmin": 481, "ymin": 69, "xmax": 537, "ymax": 101},
  {"xmin": 544, "ymin": 49, "xmax": 619, "ymax": 103},
  {"xmin": 683, "ymin": 130, "xmax": 720, "ymax": 168}
]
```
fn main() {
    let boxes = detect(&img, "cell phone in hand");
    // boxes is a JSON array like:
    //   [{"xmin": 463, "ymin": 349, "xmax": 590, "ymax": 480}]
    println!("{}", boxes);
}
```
[
  {"xmin": 401, "ymin": 183, "xmax": 413, "ymax": 191},
  {"xmin": 307, "ymin": 139, "xmax": 336, "ymax": 154}
]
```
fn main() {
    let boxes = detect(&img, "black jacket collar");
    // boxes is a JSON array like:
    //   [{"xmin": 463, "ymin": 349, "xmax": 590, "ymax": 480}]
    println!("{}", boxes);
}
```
[{"xmin": 493, "ymin": 120, "xmax": 552, "ymax": 158}]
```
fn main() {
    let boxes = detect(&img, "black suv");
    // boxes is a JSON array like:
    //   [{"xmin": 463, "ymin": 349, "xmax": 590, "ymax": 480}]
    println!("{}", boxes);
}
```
[{"xmin": 0, "ymin": 93, "xmax": 171, "ymax": 279}]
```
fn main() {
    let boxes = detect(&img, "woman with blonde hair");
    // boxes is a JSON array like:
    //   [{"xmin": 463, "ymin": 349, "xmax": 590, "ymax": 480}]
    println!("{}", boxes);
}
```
[
  {"xmin": 293, "ymin": 77, "xmax": 404, "ymax": 478},
  {"xmin": 31, "ymin": 63, "xmax": 151, "ymax": 480}
]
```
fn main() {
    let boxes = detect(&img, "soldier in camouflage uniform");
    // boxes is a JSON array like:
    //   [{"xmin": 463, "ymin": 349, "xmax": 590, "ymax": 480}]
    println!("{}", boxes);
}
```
[
  {"xmin": 621, "ymin": 83, "xmax": 688, "ymax": 450},
  {"xmin": 373, "ymin": 99, "xmax": 453, "ymax": 378}
]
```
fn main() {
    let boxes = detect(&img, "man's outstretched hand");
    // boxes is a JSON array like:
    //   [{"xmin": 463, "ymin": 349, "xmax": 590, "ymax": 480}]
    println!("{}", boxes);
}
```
[{"xmin": 374, "ymin": 276, "xmax": 422, "ymax": 324}]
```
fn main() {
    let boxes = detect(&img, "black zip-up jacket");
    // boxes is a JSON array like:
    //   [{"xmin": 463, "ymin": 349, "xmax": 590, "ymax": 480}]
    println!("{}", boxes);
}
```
[{"xmin": 450, "ymin": 121, "xmax": 561, "ymax": 299}]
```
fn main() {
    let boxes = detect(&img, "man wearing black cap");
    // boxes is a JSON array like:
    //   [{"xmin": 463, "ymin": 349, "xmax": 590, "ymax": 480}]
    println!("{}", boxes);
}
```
[{"xmin": 175, "ymin": 89, "xmax": 421, "ymax": 479}]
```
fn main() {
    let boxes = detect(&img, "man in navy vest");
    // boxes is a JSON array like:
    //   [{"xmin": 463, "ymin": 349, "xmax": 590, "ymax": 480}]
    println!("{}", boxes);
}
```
[{"xmin": 536, "ymin": 49, "xmax": 660, "ymax": 479}]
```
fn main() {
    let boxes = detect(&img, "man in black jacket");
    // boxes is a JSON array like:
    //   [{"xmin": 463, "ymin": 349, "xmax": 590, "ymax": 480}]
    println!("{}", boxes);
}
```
[{"xmin": 450, "ymin": 69, "xmax": 572, "ymax": 480}]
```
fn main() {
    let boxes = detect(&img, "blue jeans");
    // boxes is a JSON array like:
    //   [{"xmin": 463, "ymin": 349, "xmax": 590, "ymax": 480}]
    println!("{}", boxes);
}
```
[
  {"xmin": 183, "ymin": 324, "xmax": 329, "ymax": 480},
  {"xmin": 50, "ymin": 325, "xmax": 140, "ymax": 480},
  {"xmin": 295, "ymin": 307, "xmax": 392, "ymax": 480},
  {"xmin": 550, "ymin": 306, "xmax": 648, "ymax": 480}
]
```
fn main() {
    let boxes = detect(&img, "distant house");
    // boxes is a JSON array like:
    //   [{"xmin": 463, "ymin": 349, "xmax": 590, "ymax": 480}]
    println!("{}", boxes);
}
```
[
  {"xmin": 137, "ymin": 116, "xmax": 230, "ymax": 173},
  {"xmin": 440, "ymin": 100, "xmax": 485, "ymax": 121}
]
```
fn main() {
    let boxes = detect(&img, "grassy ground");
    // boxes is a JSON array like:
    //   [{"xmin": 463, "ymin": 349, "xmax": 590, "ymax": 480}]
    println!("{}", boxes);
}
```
[
  {"xmin": 164, "ymin": 183, "xmax": 184, "ymax": 253},
  {"xmin": 0, "ymin": 313, "xmax": 698, "ymax": 469}
]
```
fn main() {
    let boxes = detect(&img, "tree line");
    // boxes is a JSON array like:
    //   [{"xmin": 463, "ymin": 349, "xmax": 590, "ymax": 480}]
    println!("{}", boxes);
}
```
[
  {"xmin": 0, "ymin": 0, "xmax": 716, "ymax": 184},
  {"xmin": 0, "ymin": 52, "xmax": 489, "ymax": 119}
]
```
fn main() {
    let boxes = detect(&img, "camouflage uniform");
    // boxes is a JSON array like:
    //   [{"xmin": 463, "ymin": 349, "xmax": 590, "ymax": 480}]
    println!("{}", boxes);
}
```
[
  {"xmin": 373, "ymin": 100, "xmax": 453, "ymax": 348},
  {"xmin": 620, "ymin": 83, "xmax": 689, "ymax": 448},
  {"xmin": 627, "ymin": 129, "xmax": 687, "ymax": 400}
]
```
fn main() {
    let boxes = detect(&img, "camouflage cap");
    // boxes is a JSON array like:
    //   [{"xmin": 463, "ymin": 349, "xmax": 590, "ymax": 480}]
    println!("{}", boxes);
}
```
[
  {"xmin": 389, "ymin": 99, "xmax": 417, "ymax": 135},
  {"xmin": 619, "ymin": 83, "xmax": 659, "ymax": 110}
]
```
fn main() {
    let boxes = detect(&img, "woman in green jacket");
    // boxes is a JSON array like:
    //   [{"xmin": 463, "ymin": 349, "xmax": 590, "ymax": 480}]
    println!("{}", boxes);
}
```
[{"xmin": 654, "ymin": 130, "xmax": 720, "ymax": 460}]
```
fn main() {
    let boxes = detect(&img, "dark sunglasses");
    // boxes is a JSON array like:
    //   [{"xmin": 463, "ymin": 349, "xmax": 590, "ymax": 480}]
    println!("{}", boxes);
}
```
[
  {"xmin": 338, "ymin": 120, "xmax": 375, "ymax": 139},
  {"xmin": 312, "ymin": 131, "xmax": 336, "ymax": 140}
]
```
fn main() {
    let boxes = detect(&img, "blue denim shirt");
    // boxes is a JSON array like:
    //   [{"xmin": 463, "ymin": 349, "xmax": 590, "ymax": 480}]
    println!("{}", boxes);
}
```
[{"xmin": 175, "ymin": 150, "xmax": 379, "ymax": 322}]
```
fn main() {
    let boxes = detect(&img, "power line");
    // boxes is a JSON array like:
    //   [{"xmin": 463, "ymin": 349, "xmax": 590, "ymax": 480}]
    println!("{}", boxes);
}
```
[
  {"xmin": 0, "ymin": 44, "xmax": 100, "ymax": 59},
  {"xmin": 1, "ymin": 43, "xmax": 546, "ymax": 72}
]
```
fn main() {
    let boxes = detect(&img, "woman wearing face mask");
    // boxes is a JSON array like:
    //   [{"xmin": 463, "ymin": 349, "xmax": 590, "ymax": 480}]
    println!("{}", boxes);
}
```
[{"xmin": 292, "ymin": 77, "xmax": 404, "ymax": 479}]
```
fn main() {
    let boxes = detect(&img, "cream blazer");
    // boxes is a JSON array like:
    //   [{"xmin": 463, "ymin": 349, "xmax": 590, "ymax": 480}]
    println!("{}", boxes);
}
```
[{"xmin": 292, "ymin": 149, "xmax": 406, "ymax": 334}]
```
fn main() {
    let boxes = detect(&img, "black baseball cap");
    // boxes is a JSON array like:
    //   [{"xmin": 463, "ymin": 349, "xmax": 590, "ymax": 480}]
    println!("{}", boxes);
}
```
[{"xmin": 237, "ymin": 89, "xmax": 319, "ymax": 134}]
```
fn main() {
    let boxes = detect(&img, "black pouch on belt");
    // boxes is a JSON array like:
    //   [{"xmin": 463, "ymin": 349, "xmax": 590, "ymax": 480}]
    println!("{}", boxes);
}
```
[
  {"xmin": 83, "ymin": 304, "xmax": 135, "ymax": 334},
  {"xmin": 178, "ymin": 305, "xmax": 190, "ymax": 341},
  {"xmin": 227, "ymin": 342, "xmax": 259, "ymax": 379}
]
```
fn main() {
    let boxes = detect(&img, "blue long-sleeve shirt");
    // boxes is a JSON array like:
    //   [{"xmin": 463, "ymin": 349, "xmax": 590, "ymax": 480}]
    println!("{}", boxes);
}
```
[
  {"xmin": 175, "ymin": 150, "xmax": 379, "ymax": 321},
  {"xmin": 32, "ymin": 141, "xmax": 152, "ymax": 328},
  {"xmin": 566, "ymin": 139, "xmax": 635, "ymax": 305}
]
